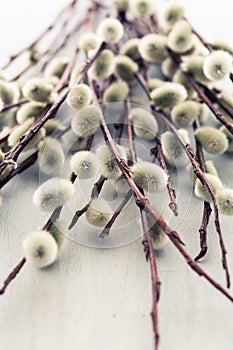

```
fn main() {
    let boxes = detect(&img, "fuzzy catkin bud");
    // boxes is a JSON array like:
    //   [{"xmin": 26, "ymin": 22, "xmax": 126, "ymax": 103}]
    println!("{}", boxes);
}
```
[
  {"xmin": 8, "ymin": 118, "xmax": 44, "ymax": 149},
  {"xmin": 151, "ymin": 82, "xmax": 187, "ymax": 109},
  {"xmin": 167, "ymin": 20, "xmax": 193, "ymax": 54},
  {"xmin": 96, "ymin": 144, "xmax": 127, "ymax": 179},
  {"xmin": 44, "ymin": 120, "xmax": 60, "ymax": 136},
  {"xmin": 129, "ymin": 107, "xmax": 158, "ymax": 140},
  {"xmin": 161, "ymin": 129, "xmax": 190, "ymax": 168},
  {"xmin": 16, "ymin": 101, "xmax": 45, "ymax": 124},
  {"xmin": 79, "ymin": 32, "xmax": 101, "ymax": 53},
  {"xmin": 71, "ymin": 105, "xmax": 102, "ymax": 137},
  {"xmin": 100, "ymin": 180, "xmax": 118, "ymax": 202},
  {"xmin": 203, "ymin": 50, "xmax": 232, "ymax": 81},
  {"xmin": 147, "ymin": 78, "xmax": 164, "ymax": 91},
  {"xmin": 70, "ymin": 150, "xmax": 99, "ymax": 179},
  {"xmin": 210, "ymin": 41, "xmax": 233, "ymax": 56},
  {"xmin": 85, "ymin": 198, "xmax": 111, "ymax": 227},
  {"xmin": 23, "ymin": 231, "xmax": 58, "ymax": 268},
  {"xmin": 194, "ymin": 173, "xmax": 223, "ymax": 203},
  {"xmin": 129, "ymin": 0, "xmax": 153, "ymax": 17},
  {"xmin": 67, "ymin": 84, "xmax": 92, "ymax": 111},
  {"xmin": 38, "ymin": 137, "xmax": 65, "ymax": 175},
  {"xmin": 88, "ymin": 50, "xmax": 114, "ymax": 80},
  {"xmin": 120, "ymin": 38, "xmax": 141, "ymax": 61},
  {"xmin": 62, "ymin": 130, "xmax": 87, "ymax": 154},
  {"xmin": 161, "ymin": 57, "xmax": 179, "ymax": 79},
  {"xmin": 181, "ymin": 56, "xmax": 210, "ymax": 84},
  {"xmin": 97, "ymin": 18, "xmax": 124, "ymax": 44},
  {"xmin": 48, "ymin": 220, "xmax": 66, "ymax": 250},
  {"xmin": 195, "ymin": 126, "xmax": 229, "ymax": 154},
  {"xmin": 173, "ymin": 69, "xmax": 196, "ymax": 98},
  {"xmin": 44, "ymin": 58, "xmax": 69, "ymax": 78},
  {"xmin": 103, "ymin": 81, "xmax": 129, "ymax": 106},
  {"xmin": 205, "ymin": 160, "xmax": 219, "ymax": 177},
  {"xmin": 114, "ymin": 0, "xmax": 129, "ymax": 11},
  {"xmin": 131, "ymin": 161, "xmax": 168, "ymax": 192},
  {"xmin": 0, "ymin": 148, "xmax": 5, "ymax": 163},
  {"xmin": 171, "ymin": 100, "xmax": 200, "ymax": 126},
  {"xmin": 216, "ymin": 188, "xmax": 233, "ymax": 216},
  {"xmin": 0, "ymin": 81, "xmax": 19, "ymax": 107},
  {"xmin": 113, "ymin": 55, "xmax": 139, "ymax": 82},
  {"xmin": 162, "ymin": 1, "xmax": 185, "ymax": 28},
  {"xmin": 138, "ymin": 34, "xmax": 168, "ymax": 63},
  {"xmin": 33, "ymin": 178, "xmax": 74, "ymax": 212},
  {"xmin": 22, "ymin": 78, "xmax": 55, "ymax": 103}
]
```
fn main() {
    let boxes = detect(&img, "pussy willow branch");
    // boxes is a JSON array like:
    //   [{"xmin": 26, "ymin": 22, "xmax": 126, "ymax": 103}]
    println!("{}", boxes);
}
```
[
  {"xmin": 0, "ymin": 131, "xmax": 95, "ymax": 295},
  {"xmin": 193, "ymin": 119, "xmax": 212, "ymax": 261},
  {"xmin": 160, "ymin": 110, "xmax": 230, "ymax": 287},
  {"xmin": 1, "ymin": 42, "xmax": 106, "ymax": 168},
  {"xmin": 147, "ymin": 15, "xmax": 233, "ymax": 132},
  {"xmin": 93, "ymin": 78, "xmax": 161, "ymax": 349},
  {"xmin": 1, "ymin": 0, "xmax": 78, "ymax": 71},
  {"xmin": 97, "ymin": 84, "xmax": 233, "ymax": 302},
  {"xmin": 141, "ymin": 209, "xmax": 160, "ymax": 350},
  {"xmin": 135, "ymin": 69, "xmax": 231, "ymax": 286},
  {"xmin": 151, "ymin": 138, "xmax": 178, "ymax": 216}
]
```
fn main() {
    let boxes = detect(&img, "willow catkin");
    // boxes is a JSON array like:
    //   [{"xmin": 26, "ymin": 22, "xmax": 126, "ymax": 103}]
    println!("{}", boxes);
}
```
[
  {"xmin": 161, "ymin": 0, "xmax": 185, "ymax": 28},
  {"xmin": 120, "ymin": 38, "xmax": 141, "ymax": 61},
  {"xmin": 131, "ymin": 161, "xmax": 168, "ymax": 192},
  {"xmin": 22, "ymin": 78, "xmax": 55, "ymax": 103},
  {"xmin": 113, "ymin": 55, "xmax": 139, "ymax": 82},
  {"xmin": 88, "ymin": 50, "xmax": 114, "ymax": 80},
  {"xmin": 173, "ymin": 69, "xmax": 196, "ymax": 98},
  {"xmin": 79, "ymin": 32, "xmax": 101, "ymax": 53},
  {"xmin": 97, "ymin": 18, "xmax": 124, "ymax": 44},
  {"xmin": 171, "ymin": 100, "xmax": 200, "ymax": 126},
  {"xmin": 138, "ymin": 34, "xmax": 168, "ymax": 63},
  {"xmin": 23, "ymin": 231, "xmax": 58, "ymax": 268},
  {"xmin": 151, "ymin": 82, "xmax": 187, "ymax": 109},
  {"xmin": 129, "ymin": 107, "xmax": 158, "ymax": 140},
  {"xmin": 16, "ymin": 101, "xmax": 45, "ymax": 124},
  {"xmin": 38, "ymin": 137, "xmax": 65, "ymax": 175},
  {"xmin": 167, "ymin": 20, "xmax": 193, "ymax": 54},
  {"xmin": 181, "ymin": 55, "xmax": 210, "ymax": 84},
  {"xmin": 33, "ymin": 178, "xmax": 74, "ymax": 212},
  {"xmin": 129, "ymin": 0, "xmax": 153, "ymax": 17},
  {"xmin": 194, "ymin": 173, "xmax": 223, "ymax": 203},
  {"xmin": 44, "ymin": 57, "xmax": 69, "ymax": 78},
  {"xmin": 70, "ymin": 150, "xmax": 99, "ymax": 179},
  {"xmin": 161, "ymin": 129, "xmax": 190, "ymax": 168},
  {"xmin": 96, "ymin": 144, "xmax": 127, "ymax": 179},
  {"xmin": 195, "ymin": 126, "xmax": 229, "ymax": 154},
  {"xmin": 71, "ymin": 105, "xmax": 102, "ymax": 137},
  {"xmin": 67, "ymin": 84, "xmax": 92, "ymax": 111},
  {"xmin": 103, "ymin": 81, "xmax": 129, "ymax": 106},
  {"xmin": 85, "ymin": 198, "xmax": 111, "ymax": 227},
  {"xmin": 161, "ymin": 57, "xmax": 179, "ymax": 79},
  {"xmin": 203, "ymin": 50, "xmax": 232, "ymax": 81},
  {"xmin": 0, "ymin": 81, "xmax": 20, "ymax": 107}
]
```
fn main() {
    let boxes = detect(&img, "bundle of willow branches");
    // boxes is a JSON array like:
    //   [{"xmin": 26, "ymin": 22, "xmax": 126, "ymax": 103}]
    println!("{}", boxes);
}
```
[{"xmin": 0, "ymin": 0, "xmax": 233, "ymax": 348}]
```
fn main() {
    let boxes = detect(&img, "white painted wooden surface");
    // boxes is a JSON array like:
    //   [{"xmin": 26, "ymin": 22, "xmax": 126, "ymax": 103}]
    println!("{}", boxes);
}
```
[{"xmin": 0, "ymin": 1, "xmax": 233, "ymax": 350}]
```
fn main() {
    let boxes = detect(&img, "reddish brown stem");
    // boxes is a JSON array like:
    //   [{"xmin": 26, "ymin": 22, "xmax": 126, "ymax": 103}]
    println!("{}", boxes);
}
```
[
  {"xmin": 68, "ymin": 175, "xmax": 106, "ymax": 230},
  {"xmin": 1, "ymin": 99, "xmax": 29, "ymax": 113},
  {"xmin": 1, "ymin": 0, "xmax": 78, "ymax": 70},
  {"xmin": 159, "ymin": 110, "xmax": 230, "ymax": 287},
  {"xmin": 193, "ymin": 120, "xmax": 212, "ymax": 261},
  {"xmin": 141, "ymin": 209, "xmax": 160, "ymax": 349},
  {"xmin": 2, "ymin": 42, "xmax": 106, "ymax": 167},
  {"xmin": 99, "ymin": 190, "xmax": 132, "ymax": 238},
  {"xmin": 0, "ymin": 258, "xmax": 26, "ymax": 295},
  {"xmin": 153, "ymin": 138, "xmax": 178, "ymax": 216}
]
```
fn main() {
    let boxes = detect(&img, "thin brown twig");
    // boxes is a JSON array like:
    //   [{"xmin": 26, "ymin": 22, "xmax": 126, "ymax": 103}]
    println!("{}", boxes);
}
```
[{"xmin": 1, "ymin": 0, "xmax": 78, "ymax": 71}]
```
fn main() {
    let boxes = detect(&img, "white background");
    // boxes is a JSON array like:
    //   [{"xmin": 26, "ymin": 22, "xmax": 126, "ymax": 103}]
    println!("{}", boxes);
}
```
[{"xmin": 0, "ymin": 1, "xmax": 233, "ymax": 350}]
